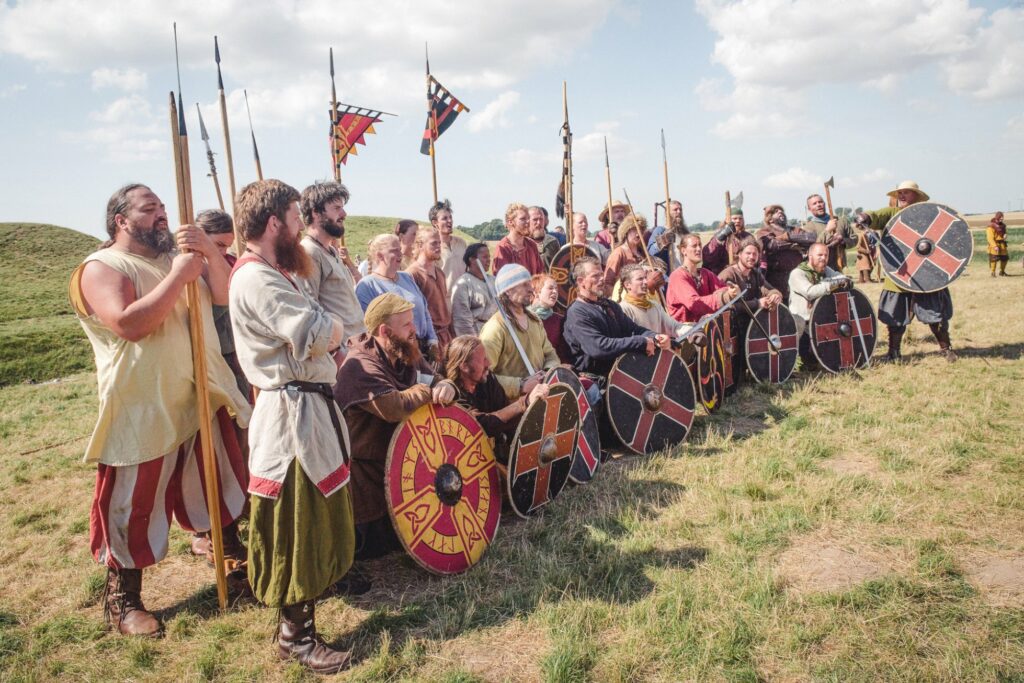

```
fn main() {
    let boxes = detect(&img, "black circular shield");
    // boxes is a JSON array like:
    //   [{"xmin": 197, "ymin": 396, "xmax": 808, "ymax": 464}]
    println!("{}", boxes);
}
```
[
  {"xmin": 545, "ymin": 367, "xmax": 600, "ymax": 484},
  {"xmin": 696, "ymin": 319, "xmax": 726, "ymax": 413},
  {"xmin": 549, "ymin": 244, "xmax": 598, "ymax": 314},
  {"xmin": 606, "ymin": 348, "xmax": 695, "ymax": 455},
  {"xmin": 881, "ymin": 202, "xmax": 972, "ymax": 293},
  {"xmin": 745, "ymin": 304, "xmax": 799, "ymax": 384},
  {"xmin": 506, "ymin": 382, "xmax": 579, "ymax": 518},
  {"xmin": 809, "ymin": 289, "xmax": 878, "ymax": 374}
]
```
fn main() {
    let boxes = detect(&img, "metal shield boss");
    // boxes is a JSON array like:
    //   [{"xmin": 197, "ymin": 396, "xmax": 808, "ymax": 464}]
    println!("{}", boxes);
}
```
[
  {"xmin": 386, "ymin": 404, "xmax": 501, "ymax": 575},
  {"xmin": 606, "ymin": 348, "xmax": 695, "ymax": 455}
]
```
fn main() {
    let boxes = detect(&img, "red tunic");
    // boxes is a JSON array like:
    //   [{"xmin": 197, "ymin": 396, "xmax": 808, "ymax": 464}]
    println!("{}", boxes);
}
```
[
  {"xmin": 492, "ymin": 236, "xmax": 545, "ymax": 276},
  {"xmin": 667, "ymin": 267, "xmax": 726, "ymax": 323}
]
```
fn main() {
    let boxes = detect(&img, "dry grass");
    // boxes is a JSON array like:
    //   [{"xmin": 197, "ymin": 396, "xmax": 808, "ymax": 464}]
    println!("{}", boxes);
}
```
[{"xmin": 1, "ymin": 253, "xmax": 1022, "ymax": 681}]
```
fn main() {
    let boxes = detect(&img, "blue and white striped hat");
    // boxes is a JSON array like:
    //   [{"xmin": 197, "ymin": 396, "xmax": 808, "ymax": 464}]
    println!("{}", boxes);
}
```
[{"xmin": 495, "ymin": 264, "xmax": 532, "ymax": 296}]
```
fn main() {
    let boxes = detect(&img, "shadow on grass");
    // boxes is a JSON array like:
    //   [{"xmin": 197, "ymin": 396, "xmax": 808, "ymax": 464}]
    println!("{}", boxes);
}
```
[{"xmin": 328, "ymin": 476, "xmax": 705, "ymax": 662}]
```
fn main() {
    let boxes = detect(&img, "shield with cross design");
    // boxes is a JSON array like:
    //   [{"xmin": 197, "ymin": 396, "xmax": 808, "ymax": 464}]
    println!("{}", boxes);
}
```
[
  {"xmin": 809, "ymin": 288, "xmax": 878, "ymax": 373},
  {"xmin": 607, "ymin": 348, "xmax": 696, "ymax": 455},
  {"xmin": 386, "ymin": 403, "xmax": 501, "ymax": 575},
  {"xmin": 881, "ymin": 202, "xmax": 972, "ymax": 293},
  {"xmin": 506, "ymin": 382, "xmax": 579, "ymax": 518},
  {"xmin": 745, "ymin": 304, "xmax": 800, "ymax": 384},
  {"xmin": 545, "ymin": 366, "xmax": 600, "ymax": 484}
]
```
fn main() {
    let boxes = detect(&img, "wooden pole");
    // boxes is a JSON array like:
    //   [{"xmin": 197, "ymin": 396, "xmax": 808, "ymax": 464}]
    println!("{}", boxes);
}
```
[
  {"xmin": 562, "ymin": 81, "xmax": 573, "ymax": 230},
  {"xmin": 661, "ymin": 129, "xmax": 671, "ymax": 230},
  {"xmin": 623, "ymin": 188, "xmax": 666, "ymax": 308},
  {"xmin": 214, "ymin": 37, "xmax": 240, "ymax": 255},
  {"xmin": 603, "ymin": 136, "xmax": 614, "ymax": 240},
  {"xmin": 172, "ymin": 26, "xmax": 228, "ymax": 610}
]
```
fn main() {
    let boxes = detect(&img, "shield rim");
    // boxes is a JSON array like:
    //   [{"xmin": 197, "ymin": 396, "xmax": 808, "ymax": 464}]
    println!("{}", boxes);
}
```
[
  {"xmin": 744, "ymin": 303, "xmax": 799, "ymax": 384},
  {"xmin": 606, "ymin": 348, "xmax": 696, "ymax": 455},
  {"xmin": 809, "ymin": 289, "xmax": 878, "ymax": 374},
  {"xmin": 881, "ymin": 202, "xmax": 973, "ymax": 293},
  {"xmin": 506, "ymin": 381, "xmax": 580, "ymax": 519},
  {"xmin": 695, "ymin": 318, "xmax": 726, "ymax": 413},
  {"xmin": 544, "ymin": 367, "xmax": 601, "ymax": 484},
  {"xmin": 549, "ymin": 244, "xmax": 598, "ymax": 314},
  {"xmin": 384, "ymin": 403, "xmax": 501, "ymax": 576}
]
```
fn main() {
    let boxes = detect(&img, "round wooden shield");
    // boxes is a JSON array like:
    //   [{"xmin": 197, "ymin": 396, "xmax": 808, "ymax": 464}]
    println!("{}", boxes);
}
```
[
  {"xmin": 809, "ymin": 289, "xmax": 878, "ymax": 374},
  {"xmin": 745, "ymin": 304, "xmax": 799, "ymax": 384},
  {"xmin": 545, "ymin": 367, "xmax": 600, "ymax": 484},
  {"xmin": 549, "ymin": 244, "xmax": 598, "ymax": 314},
  {"xmin": 696, "ymin": 319, "xmax": 726, "ymax": 413},
  {"xmin": 385, "ymin": 403, "xmax": 501, "ymax": 575},
  {"xmin": 606, "ymin": 348, "xmax": 695, "ymax": 455},
  {"xmin": 506, "ymin": 382, "xmax": 579, "ymax": 518},
  {"xmin": 881, "ymin": 202, "xmax": 972, "ymax": 293}
]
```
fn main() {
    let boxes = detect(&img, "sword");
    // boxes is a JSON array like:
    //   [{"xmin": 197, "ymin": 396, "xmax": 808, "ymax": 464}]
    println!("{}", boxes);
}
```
[
  {"xmin": 848, "ymin": 291, "xmax": 872, "ymax": 369},
  {"xmin": 876, "ymin": 235, "xmax": 925, "ymax": 291},
  {"xmin": 675, "ymin": 287, "xmax": 748, "ymax": 346},
  {"xmin": 737, "ymin": 296, "xmax": 780, "ymax": 355},
  {"xmin": 477, "ymin": 258, "xmax": 537, "ymax": 376}
]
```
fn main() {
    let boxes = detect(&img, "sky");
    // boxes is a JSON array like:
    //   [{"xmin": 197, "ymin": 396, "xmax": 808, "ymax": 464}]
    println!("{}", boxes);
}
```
[{"xmin": 1, "ymin": 0, "xmax": 1021, "ymax": 241}]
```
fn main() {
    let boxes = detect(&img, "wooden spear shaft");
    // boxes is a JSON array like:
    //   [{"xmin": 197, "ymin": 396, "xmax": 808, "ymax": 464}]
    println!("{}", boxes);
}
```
[
  {"xmin": 661, "ymin": 129, "xmax": 671, "ymax": 230},
  {"xmin": 623, "ymin": 188, "xmax": 666, "ymax": 308},
  {"xmin": 562, "ymin": 81, "xmax": 573, "ymax": 228},
  {"xmin": 169, "ymin": 91, "xmax": 229, "ymax": 611},
  {"xmin": 214, "ymin": 37, "xmax": 240, "ymax": 255},
  {"xmin": 603, "ymin": 137, "xmax": 614, "ymax": 238}
]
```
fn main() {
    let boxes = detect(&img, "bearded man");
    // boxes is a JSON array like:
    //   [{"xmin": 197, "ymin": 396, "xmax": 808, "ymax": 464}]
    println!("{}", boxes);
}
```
[
  {"xmin": 299, "ymin": 181, "xmax": 365, "ymax": 358},
  {"xmin": 431, "ymin": 199, "xmax": 467, "ymax": 289},
  {"xmin": 647, "ymin": 200, "xmax": 690, "ymax": 269},
  {"xmin": 406, "ymin": 225, "xmax": 456, "ymax": 354},
  {"xmin": 756, "ymin": 204, "xmax": 817, "ymax": 299},
  {"xmin": 595, "ymin": 200, "xmax": 628, "ymax": 249},
  {"xmin": 480, "ymin": 264, "xmax": 561, "ymax": 401},
  {"xmin": 228, "ymin": 179, "xmax": 356, "ymax": 672},
  {"xmin": 702, "ymin": 208, "xmax": 754, "ymax": 275},
  {"xmin": 70, "ymin": 184, "xmax": 251, "ymax": 638},
  {"xmin": 492, "ymin": 202, "xmax": 546, "ymax": 276},
  {"xmin": 335, "ymin": 294, "xmax": 457, "ymax": 559},
  {"xmin": 529, "ymin": 205, "xmax": 561, "ymax": 267},
  {"xmin": 801, "ymin": 193, "xmax": 856, "ymax": 271}
]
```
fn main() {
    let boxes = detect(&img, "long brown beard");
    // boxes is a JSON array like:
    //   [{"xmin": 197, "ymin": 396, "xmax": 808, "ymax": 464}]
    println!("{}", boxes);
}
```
[
  {"xmin": 129, "ymin": 224, "xmax": 175, "ymax": 254},
  {"xmin": 275, "ymin": 228, "xmax": 313, "ymax": 278},
  {"xmin": 384, "ymin": 330, "xmax": 422, "ymax": 367}
]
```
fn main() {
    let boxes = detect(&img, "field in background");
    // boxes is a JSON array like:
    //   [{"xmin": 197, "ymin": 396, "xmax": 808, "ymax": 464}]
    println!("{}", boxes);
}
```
[{"xmin": 0, "ymin": 223, "xmax": 1022, "ymax": 680}]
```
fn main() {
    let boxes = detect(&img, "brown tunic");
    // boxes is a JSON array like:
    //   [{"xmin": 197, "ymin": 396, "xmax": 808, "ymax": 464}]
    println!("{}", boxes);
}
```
[
  {"xmin": 406, "ymin": 260, "xmax": 455, "ymax": 350},
  {"xmin": 334, "ymin": 334, "xmax": 434, "ymax": 525}
]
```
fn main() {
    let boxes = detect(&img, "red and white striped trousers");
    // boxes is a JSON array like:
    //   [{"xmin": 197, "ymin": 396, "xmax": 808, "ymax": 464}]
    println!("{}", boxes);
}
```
[{"xmin": 89, "ymin": 408, "xmax": 248, "ymax": 570}]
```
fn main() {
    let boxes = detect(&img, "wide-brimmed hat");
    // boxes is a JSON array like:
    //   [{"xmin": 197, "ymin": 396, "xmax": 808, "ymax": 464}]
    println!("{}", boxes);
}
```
[
  {"xmin": 598, "ymin": 200, "xmax": 627, "ymax": 224},
  {"xmin": 886, "ymin": 180, "xmax": 929, "ymax": 202}
]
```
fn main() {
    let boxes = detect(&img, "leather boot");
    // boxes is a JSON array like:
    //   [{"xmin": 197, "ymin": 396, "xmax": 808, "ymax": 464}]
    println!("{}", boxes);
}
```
[
  {"xmin": 930, "ymin": 323, "xmax": 957, "ymax": 363},
  {"xmin": 884, "ymin": 327, "xmax": 904, "ymax": 363},
  {"xmin": 277, "ymin": 601, "xmax": 351, "ymax": 674},
  {"xmin": 191, "ymin": 520, "xmax": 247, "ymax": 566},
  {"xmin": 104, "ymin": 568, "xmax": 161, "ymax": 637}
]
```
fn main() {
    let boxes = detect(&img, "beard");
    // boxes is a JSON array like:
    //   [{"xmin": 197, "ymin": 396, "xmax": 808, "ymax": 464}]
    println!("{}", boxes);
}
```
[
  {"xmin": 670, "ymin": 216, "xmax": 688, "ymax": 233},
  {"xmin": 274, "ymin": 227, "xmax": 313, "ymax": 278},
  {"xmin": 322, "ymin": 216, "xmax": 344, "ymax": 239},
  {"xmin": 773, "ymin": 216, "xmax": 788, "ymax": 229},
  {"xmin": 129, "ymin": 223, "xmax": 175, "ymax": 254},
  {"xmin": 384, "ymin": 329, "xmax": 422, "ymax": 367}
]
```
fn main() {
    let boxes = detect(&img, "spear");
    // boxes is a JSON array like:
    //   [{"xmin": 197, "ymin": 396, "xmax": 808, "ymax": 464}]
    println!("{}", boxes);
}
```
[
  {"xmin": 329, "ymin": 47, "xmax": 341, "ymax": 183},
  {"xmin": 196, "ymin": 104, "xmax": 224, "ymax": 211},
  {"xmin": 243, "ymin": 89, "xmax": 263, "ymax": 180},
  {"xmin": 661, "ymin": 129, "xmax": 671, "ymax": 230},
  {"xmin": 603, "ymin": 136, "xmax": 615, "ymax": 238},
  {"xmin": 171, "ymin": 23, "xmax": 229, "ymax": 611},
  {"xmin": 214, "ymin": 36, "xmax": 239, "ymax": 253},
  {"xmin": 560, "ymin": 81, "xmax": 573, "ymax": 225},
  {"xmin": 623, "ymin": 187, "xmax": 666, "ymax": 308},
  {"xmin": 425, "ymin": 43, "xmax": 438, "ymax": 204}
]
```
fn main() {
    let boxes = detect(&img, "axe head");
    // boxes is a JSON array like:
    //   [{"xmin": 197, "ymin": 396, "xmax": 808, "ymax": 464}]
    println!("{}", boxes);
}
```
[{"xmin": 824, "ymin": 176, "xmax": 835, "ymax": 190}]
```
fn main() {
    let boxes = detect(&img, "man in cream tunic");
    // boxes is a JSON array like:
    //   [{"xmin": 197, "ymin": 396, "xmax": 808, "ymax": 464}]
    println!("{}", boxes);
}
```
[
  {"xmin": 229, "ymin": 179, "xmax": 355, "ymax": 674},
  {"xmin": 70, "ymin": 183, "xmax": 251, "ymax": 637}
]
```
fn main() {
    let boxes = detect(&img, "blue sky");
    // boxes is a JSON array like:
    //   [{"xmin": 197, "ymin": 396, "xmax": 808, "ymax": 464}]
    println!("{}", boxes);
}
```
[{"xmin": 1, "ymin": 0, "xmax": 1021, "ymax": 241}]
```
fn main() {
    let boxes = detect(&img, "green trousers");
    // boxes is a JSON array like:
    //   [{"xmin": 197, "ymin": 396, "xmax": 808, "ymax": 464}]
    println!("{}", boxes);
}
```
[{"xmin": 248, "ymin": 460, "xmax": 355, "ymax": 607}]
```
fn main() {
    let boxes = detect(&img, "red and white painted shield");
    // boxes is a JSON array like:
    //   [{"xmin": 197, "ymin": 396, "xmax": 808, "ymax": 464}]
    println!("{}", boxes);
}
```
[
  {"xmin": 881, "ymin": 202, "xmax": 972, "ymax": 292},
  {"xmin": 606, "ymin": 348, "xmax": 695, "ymax": 455},
  {"xmin": 809, "ymin": 289, "xmax": 877, "ymax": 374},
  {"xmin": 545, "ymin": 367, "xmax": 600, "ymax": 484},
  {"xmin": 745, "ymin": 304, "xmax": 799, "ymax": 384}
]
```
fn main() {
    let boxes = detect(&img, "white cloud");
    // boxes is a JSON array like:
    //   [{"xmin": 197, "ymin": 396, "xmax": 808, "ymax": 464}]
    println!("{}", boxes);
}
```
[
  {"xmin": 693, "ymin": 0, "xmax": 1017, "ymax": 137},
  {"xmin": 943, "ymin": 7, "xmax": 1024, "ymax": 100},
  {"xmin": 65, "ymin": 94, "xmax": 166, "ymax": 162},
  {"xmin": 0, "ymin": 83, "xmax": 27, "ymax": 98},
  {"xmin": 508, "ymin": 148, "xmax": 559, "ymax": 174},
  {"xmin": 838, "ymin": 168, "xmax": 894, "ymax": 188},
  {"xmin": 468, "ymin": 91, "xmax": 520, "ymax": 132},
  {"xmin": 91, "ymin": 67, "xmax": 147, "ymax": 91},
  {"xmin": 763, "ymin": 167, "xmax": 823, "ymax": 189},
  {"xmin": 0, "ymin": 0, "xmax": 615, "ymax": 127}
]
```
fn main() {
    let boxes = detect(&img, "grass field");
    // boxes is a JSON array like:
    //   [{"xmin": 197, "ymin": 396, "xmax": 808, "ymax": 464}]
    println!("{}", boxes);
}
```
[{"xmin": 0, "ymin": 225, "xmax": 1021, "ymax": 682}]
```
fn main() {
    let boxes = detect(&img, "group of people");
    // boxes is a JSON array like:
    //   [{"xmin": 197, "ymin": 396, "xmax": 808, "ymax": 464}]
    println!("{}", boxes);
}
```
[{"xmin": 71, "ymin": 176, "xmax": 967, "ymax": 673}]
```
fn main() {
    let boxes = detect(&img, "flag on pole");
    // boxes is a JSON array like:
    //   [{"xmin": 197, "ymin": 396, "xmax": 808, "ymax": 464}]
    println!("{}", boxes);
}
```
[
  {"xmin": 330, "ymin": 104, "xmax": 386, "ymax": 166},
  {"xmin": 420, "ymin": 76, "xmax": 468, "ymax": 155}
]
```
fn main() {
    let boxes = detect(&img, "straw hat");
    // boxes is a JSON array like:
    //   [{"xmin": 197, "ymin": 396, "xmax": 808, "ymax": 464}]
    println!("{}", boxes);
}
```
[
  {"xmin": 886, "ymin": 180, "xmax": 929, "ymax": 202},
  {"xmin": 598, "ymin": 200, "xmax": 627, "ymax": 224}
]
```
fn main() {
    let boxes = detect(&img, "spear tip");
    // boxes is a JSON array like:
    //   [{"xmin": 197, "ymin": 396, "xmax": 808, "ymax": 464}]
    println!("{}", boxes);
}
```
[{"xmin": 330, "ymin": 46, "xmax": 335, "ymax": 75}]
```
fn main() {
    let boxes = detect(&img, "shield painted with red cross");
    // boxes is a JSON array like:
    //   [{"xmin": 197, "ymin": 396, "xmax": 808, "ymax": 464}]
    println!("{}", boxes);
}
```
[
  {"xmin": 881, "ymin": 202, "xmax": 972, "ymax": 293},
  {"xmin": 607, "ymin": 348, "xmax": 695, "ymax": 455},
  {"xmin": 386, "ymin": 404, "xmax": 501, "ymax": 575},
  {"xmin": 696, "ymin": 318, "xmax": 726, "ymax": 413},
  {"xmin": 745, "ymin": 304, "xmax": 799, "ymax": 384},
  {"xmin": 506, "ymin": 383, "xmax": 579, "ymax": 518},
  {"xmin": 545, "ymin": 367, "xmax": 600, "ymax": 484},
  {"xmin": 550, "ymin": 244, "xmax": 598, "ymax": 314},
  {"xmin": 809, "ymin": 289, "xmax": 878, "ymax": 374}
]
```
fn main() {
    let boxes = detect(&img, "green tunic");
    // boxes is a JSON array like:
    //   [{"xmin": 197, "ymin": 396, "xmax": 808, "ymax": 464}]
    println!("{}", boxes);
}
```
[{"xmin": 248, "ymin": 460, "xmax": 355, "ymax": 607}]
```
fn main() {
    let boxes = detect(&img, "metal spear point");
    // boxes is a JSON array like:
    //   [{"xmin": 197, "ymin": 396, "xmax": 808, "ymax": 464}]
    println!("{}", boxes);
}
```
[
  {"xmin": 243, "ymin": 89, "xmax": 263, "ymax": 180},
  {"xmin": 196, "ymin": 104, "xmax": 225, "ymax": 211}
]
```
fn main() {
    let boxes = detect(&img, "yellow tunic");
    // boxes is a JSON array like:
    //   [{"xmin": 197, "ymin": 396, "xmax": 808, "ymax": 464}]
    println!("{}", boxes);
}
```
[
  {"xmin": 69, "ymin": 249, "xmax": 250, "ymax": 466},
  {"xmin": 480, "ymin": 308, "xmax": 559, "ymax": 401}
]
